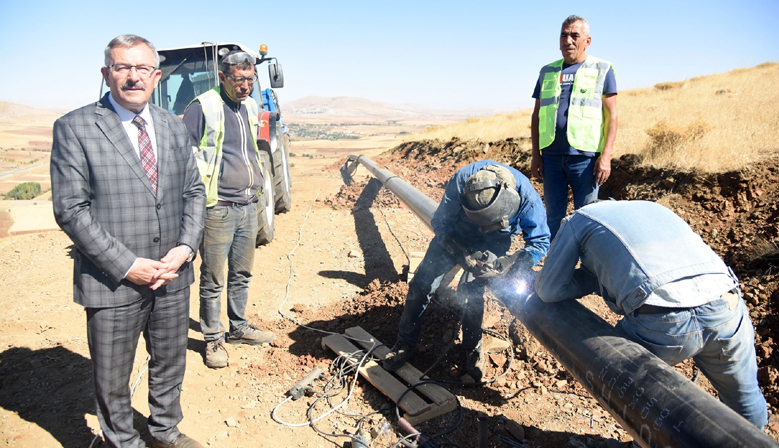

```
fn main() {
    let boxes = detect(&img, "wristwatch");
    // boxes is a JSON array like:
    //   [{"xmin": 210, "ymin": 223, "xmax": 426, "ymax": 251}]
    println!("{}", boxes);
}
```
[{"xmin": 180, "ymin": 244, "xmax": 195, "ymax": 262}]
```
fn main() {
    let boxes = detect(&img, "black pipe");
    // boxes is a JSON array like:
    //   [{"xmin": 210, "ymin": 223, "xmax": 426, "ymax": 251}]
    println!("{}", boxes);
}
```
[
  {"xmin": 502, "ymin": 292, "xmax": 777, "ymax": 448},
  {"xmin": 343, "ymin": 155, "xmax": 437, "ymax": 231},
  {"xmin": 343, "ymin": 155, "xmax": 778, "ymax": 448}
]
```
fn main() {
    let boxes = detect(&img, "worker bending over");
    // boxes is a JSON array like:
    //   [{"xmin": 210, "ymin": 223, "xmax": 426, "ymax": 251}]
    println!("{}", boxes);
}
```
[
  {"xmin": 384, "ymin": 160, "xmax": 550, "ymax": 381},
  {"xmin": 536, "ymin": 200, "xmax": 768, "ymax": 429}
]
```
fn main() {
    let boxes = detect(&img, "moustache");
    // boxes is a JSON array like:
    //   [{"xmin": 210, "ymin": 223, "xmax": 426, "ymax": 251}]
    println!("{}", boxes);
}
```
[{"xmin": 121, "ymin": 80, "xmax": 146, "ymax": 91}]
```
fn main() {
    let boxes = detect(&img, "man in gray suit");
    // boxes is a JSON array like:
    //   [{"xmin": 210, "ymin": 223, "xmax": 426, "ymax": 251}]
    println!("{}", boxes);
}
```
[{"xmin": 51, "ymin": 35, "xmax": 206, "ymax": 448}]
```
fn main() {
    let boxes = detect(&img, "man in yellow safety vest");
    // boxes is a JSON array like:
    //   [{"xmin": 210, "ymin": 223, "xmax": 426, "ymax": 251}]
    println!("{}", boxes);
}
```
[
  {"xmin": 530, "ymin": 15, "xmax": 618, "ymax": 239},
  {"xmin": 183, "ymin": 50, "xmax": 276, "ymax": 369}
]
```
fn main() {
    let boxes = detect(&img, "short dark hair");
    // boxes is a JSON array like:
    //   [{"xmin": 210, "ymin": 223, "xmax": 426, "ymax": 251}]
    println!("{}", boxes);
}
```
[
  {"xmin": 219, "ymin": 50, "xmax": 255, "ymax": 75},
  {"xmin": 562, "ymin": 15, "xmax": 590, "ymax": 35},
  {"xmin": 104, "ymin": 34, "xmax": 160, "ymax": 67}
]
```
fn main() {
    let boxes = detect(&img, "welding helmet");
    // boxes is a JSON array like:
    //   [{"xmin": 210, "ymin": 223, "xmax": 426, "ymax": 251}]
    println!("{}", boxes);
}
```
[{"xmin": 461, "ymin": 165, "xmax": 521, "ymax": 233}]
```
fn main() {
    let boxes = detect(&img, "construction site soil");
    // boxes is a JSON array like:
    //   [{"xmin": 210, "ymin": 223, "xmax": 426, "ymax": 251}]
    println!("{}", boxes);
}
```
[{"xmin": 1, "ymin": 137, "xmax": 778, "ymax": 448}]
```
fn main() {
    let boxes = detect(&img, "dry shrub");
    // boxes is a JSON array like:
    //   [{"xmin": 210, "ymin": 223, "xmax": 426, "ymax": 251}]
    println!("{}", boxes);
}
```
[
  {"xmin": 654, "ymin": 81, "xmax": 685, "ymax": 91},
  {"xmin": 644, "ymin": 120, "xmax": 711, "ymax": 161}
]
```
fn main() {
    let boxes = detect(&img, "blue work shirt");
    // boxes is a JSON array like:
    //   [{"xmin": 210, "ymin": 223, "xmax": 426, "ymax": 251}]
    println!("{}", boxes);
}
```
[
  {"xmin": 430, "ymin": 160, "xmax": 550, "ymax": 265},
  {"xmin": 536, "ymin": 200, "xmax": 737, "ymax": 314}
]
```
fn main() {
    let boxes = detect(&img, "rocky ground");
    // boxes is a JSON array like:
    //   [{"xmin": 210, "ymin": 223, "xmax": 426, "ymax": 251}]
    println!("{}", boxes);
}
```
[{"xmin": 0, "ymin": 138, "xmax": 777, "ymax": 448}]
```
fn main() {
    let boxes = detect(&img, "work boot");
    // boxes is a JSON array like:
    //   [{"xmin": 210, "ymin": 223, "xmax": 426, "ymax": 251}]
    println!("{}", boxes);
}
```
[
  {"xmin": 205, "ymin": 339, "xmax": 228, "ymax": 369},
  {"xmin": 151, "ymin": 433, "xmax": 204, "ymax": 448},
  {"xmin": 383, "ymin": 341, "xmax": 417, "ymax": 371},
  {"xmin": 465, "ymin": 344, "xmax": 486, "ymax": 382},
  {"xmin": 227, "ymin": 324, "xmax": 276, "ymax": 345}
]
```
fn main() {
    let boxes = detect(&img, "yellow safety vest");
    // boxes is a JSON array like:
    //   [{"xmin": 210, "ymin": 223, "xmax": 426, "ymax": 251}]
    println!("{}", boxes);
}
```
[
  {"xmin": 537, "ymin": 56, "xmax": 614, "ymax": 153},
  {"xmin": 190, "ymin": 87, "xmax": 261, "ymax": 207}
]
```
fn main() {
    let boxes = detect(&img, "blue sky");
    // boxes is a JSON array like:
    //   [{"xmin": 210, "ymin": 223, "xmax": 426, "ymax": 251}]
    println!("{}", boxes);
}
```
[{"xmin": 0, "ymin": 0, "xmax": 777, "ymax": 111}]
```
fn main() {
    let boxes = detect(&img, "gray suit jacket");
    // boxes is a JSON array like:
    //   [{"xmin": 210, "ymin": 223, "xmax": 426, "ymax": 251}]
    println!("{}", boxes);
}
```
[{"xmin": 51, "ymin": 94, "xmax": 206, "ymax": 308}]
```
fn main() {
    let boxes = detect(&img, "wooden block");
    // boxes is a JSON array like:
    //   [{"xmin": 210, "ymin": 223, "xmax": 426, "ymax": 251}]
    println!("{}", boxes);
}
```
[
  {"xmin": 321, "ymin": 333, "xmax": 431, "ymax": 416},
  {"xmin": 324, "ymin": 328, "xmax": 459, "ymax": 425},
  {"xmin": 344, "ymin": 327, "xmax": 454, "ymax": 405}
]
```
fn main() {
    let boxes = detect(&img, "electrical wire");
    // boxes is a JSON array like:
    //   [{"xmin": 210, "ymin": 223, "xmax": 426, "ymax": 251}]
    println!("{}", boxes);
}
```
[{"xmin": 376, "ymin": 186, "xmax": 412, "ymax": 266}]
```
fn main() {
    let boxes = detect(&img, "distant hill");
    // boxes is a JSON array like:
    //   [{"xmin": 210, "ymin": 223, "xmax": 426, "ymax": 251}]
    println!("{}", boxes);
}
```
[
  {"xmin": 283, "ymin": 96, "xmax": 495, "ymax": 121},
  {"xmin": 0, "ymin": 102, "xmax": 65, "ymax": 120}
]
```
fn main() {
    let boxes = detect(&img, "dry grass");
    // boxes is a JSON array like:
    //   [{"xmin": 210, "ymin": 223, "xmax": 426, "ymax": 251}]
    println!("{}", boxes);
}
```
[
  {"xmin": 412, "ymin": 62, "xmax": 779, "ymax": 172},
  {"xmin": 409, "ymin": 110, "xmax": 533, "ymax": 143}
]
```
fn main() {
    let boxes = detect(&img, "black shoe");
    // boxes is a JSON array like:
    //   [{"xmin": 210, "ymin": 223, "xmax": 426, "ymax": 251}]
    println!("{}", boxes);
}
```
[
  {"xmin": 383, "ymin": 341, "xmax": 417, "ymax": 371},
  {"xmin": 465, "ymin": 344, "xmax": 486, "ymax": 382}
]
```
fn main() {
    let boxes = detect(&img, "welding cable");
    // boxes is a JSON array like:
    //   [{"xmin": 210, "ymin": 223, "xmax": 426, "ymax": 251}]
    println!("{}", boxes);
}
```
[
  {"xmin": 376, "ymin": 186, "xmax": 412, "ymax": 265},
  {"xmin": 392, "ymin": 433, "xmax": 424, "ymax": 448},
  {"xmin": 273, "ymin": 187, "xmax": 382, "ymax": 351},
  {"xmin": 273, "ymin": 344, "xmax": 381, "ymax": 431},
  {"xmin": 86, "ymin": 355, "xmax": 150, "ymax": 448},
  {"xmin": 272, "ymin": 346, "xmax": 374, "ymax": 427}
]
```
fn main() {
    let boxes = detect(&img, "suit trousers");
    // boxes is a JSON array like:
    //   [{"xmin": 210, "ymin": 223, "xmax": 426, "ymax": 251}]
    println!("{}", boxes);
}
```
[{"xmin": 86, "ymin": 287, "xmax": 190, "ymax": 448}]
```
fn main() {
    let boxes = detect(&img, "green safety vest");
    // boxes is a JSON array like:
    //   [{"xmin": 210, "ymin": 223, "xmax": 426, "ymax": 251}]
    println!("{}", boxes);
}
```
[
  {"xmin": 537, "ymin": 56, "xmax": 614, "ymax": 153},
  {"xmin": 190, "ymin": 86, "xmax": 261, "ymax": 207}
]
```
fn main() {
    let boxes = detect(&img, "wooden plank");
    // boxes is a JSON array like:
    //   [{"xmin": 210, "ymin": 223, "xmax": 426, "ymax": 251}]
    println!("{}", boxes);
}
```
[
  {"xmin": 405, "ymin": 398, "xmax": 458, "ymax": 427},
  {"xmin": 344, "ymin": 327, "xmax": 456, "ymax": 406},
  {"xmin": 321, "ymin": 334, "xmax": 431, "ymax": 416}
]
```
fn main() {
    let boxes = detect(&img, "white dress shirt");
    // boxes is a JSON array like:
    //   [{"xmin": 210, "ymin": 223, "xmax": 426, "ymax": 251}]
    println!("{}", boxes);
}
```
[{"xmin": 108, "ymin": 92, "xmax": 158, "ymax": 160}]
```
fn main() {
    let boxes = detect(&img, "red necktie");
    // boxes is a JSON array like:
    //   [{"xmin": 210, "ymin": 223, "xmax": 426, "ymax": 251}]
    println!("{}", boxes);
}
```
[{"xmin": 132, "ymin": 115, "xmax": 158, "ymax": 193}]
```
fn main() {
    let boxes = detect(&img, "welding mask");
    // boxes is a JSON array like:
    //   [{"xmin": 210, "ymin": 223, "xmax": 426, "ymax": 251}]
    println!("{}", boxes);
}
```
[{"xmin": 461, "ymin": 165, "xmax": 521, "ymax": 233}]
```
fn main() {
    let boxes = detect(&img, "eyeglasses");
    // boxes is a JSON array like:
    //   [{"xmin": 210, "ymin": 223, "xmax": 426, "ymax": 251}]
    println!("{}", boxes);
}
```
[
  {"xmin": 108, "ymin": 64, "xmax": 158, "ymax": 76},
  {"xmin": 226, "ymin": 74, "xmax": 257, "ymax": 85}
]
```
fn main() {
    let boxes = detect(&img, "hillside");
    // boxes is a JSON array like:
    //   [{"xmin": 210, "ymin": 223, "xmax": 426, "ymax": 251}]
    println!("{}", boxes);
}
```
[
  {"xmin": 0, "ymin": 102, "xmax": 64, "ymax": 120},
  {"xmin": 284, "ymin": 95, "xmax": 495, "ymax": 122},
  {"xmin": 413, "ymin": 62, "xmax": 779, "ymax": 173}
]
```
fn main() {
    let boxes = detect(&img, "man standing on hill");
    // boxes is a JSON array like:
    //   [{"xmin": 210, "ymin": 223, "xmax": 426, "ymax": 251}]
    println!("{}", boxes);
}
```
[
  {"xmin": 530, "ymin": 15, "xmax": 618, "ymax": 239},
  {"xmin": 183, "ymin": 50, "xmax": 276, "ymax": 369},
  {"xmin": 383, "ymin": 160, "xmax": 550, "ymax": 381},
  {"xmin": 535, "ymin": 200, "xmax": 768, "ymax": 430},
  {"xmin": 51, "ymin": 35, "xmax": 206, "ymax": 447}
]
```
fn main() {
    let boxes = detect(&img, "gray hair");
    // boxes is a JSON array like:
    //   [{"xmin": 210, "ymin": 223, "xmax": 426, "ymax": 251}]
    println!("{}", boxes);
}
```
[
  {"xmin": 220, "ymin": 50, "xmax": 255, "ymax": 75},
  {"xmin": 104, "ymin": 34, "xmax": 160, "ymax": 67},
  {"xmin": 562, "ymin": 15, "xmax": 590, "ymax": 36}
]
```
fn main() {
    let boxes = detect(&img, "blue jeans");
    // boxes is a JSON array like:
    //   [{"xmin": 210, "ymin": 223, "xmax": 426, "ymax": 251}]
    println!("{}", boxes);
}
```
[
  {"xmin": 617, "ymin": 295, "xmax": 768, "ymax": 429},
  {"xmin": 397, "ymin": 234, "xmax": 511, "ymax": 350},
  {"xmin": 542, "ymin": 153, "xmax": 599, "ymax": 239},
  {"xmin": 199, "ymin": 202, "xmax": 258, "ymax": 342}
]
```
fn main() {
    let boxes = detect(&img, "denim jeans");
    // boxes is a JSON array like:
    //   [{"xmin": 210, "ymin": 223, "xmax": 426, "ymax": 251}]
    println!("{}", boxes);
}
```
[
  {"xmin": 542, "ymin": 153, "xmax": 599, "ymax": 239},
  {"xmin": 199, "ymin": 202, "xmax": 257, "ymax": 342},
  {"xmin": 617, "ymin": 295, "xmax": 768, "ymax": 429},
  {"xmin": 397, "ymin": 234, "xmax": 511, "ymax": 350}
]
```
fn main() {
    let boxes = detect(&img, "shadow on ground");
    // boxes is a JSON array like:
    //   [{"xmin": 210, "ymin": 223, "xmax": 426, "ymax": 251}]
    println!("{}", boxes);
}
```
[
  {"xmin": 0, "ymin": 345, "xmax": 149, "ymax": 448},
  {"xmin": 319, "ymin": 177, "xmax": 400, "ymax": 288}
]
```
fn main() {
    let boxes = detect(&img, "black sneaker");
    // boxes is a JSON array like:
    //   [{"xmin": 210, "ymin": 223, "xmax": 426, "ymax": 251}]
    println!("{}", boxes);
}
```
[
  {"xmin": 465, "ymin": 344, "xmax": 486, "ymax": 382},
  {"xmin": 383, "ymin": 341, "xmax": 417, "ymax": 371}
]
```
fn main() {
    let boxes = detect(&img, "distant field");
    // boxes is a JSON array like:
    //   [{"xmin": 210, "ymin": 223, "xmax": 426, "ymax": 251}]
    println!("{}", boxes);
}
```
[{"xmin": 411, "ymin": 62, "xmax": 779, "ymax": 172}]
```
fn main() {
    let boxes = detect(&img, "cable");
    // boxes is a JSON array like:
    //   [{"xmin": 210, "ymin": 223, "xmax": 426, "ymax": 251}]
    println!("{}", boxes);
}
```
[{"xmin": 376, "ymin": 186, "xmax": 412, "ymax": 266}]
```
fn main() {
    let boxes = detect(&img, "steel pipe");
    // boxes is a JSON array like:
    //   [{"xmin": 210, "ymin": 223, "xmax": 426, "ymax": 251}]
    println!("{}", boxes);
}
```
[
  {"xmin": 343, "ymin": 155, "xmax": 438, "ymax": 231},
  {"xmin": 343, "ymin": 155, "xmax": 778, "ymax": 448}
]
